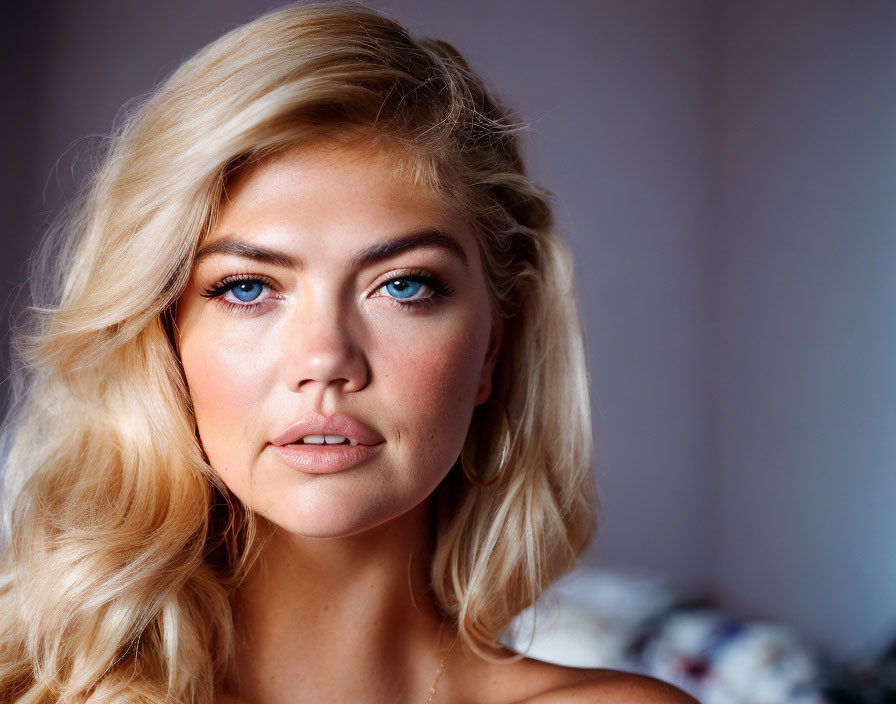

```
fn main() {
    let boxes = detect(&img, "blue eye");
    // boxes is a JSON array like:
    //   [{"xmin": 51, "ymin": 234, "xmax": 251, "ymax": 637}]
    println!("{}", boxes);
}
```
[
  {"xmin": 230, "ymin": 281, "xmax": 264, "ymax": 302},
  {"xmin": 200, "ymin": 276, "xmax": 277, "ymax": 314},
  {"xmin": 384, "ymin": 279, "xmax": 423, "ymax": 299}
]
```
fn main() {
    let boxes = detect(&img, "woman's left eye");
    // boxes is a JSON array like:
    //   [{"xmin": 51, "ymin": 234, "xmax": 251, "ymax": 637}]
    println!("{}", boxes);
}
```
[
  {"xmin": 374, "ymin": 273, "xmax": 452, "ymax": 307},
  {"xmin": 381, "ymin": 278, "xmax": 426, "ymax": 299}
]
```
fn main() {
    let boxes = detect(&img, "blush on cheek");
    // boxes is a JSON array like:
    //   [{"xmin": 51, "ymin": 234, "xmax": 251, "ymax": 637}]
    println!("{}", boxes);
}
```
[
  {"xmin": 394, "ymin": 329, "xmax": 488, "ymax": 458},
  {"xmin": 181, "ymin": 332, "xmax": 273, "ymax": 461}
]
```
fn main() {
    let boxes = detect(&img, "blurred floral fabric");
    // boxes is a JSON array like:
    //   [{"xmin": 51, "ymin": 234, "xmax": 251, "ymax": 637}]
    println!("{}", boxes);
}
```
[{"xmin": 504, "ymin": 569, "xmax": 825, "ymax": 704}]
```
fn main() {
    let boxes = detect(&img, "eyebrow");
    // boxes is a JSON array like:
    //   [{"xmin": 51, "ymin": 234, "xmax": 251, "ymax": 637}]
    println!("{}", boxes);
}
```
[
  {"xmin": 193, "ymin": 228, "xmax": 469, "ymax": 271},
  {"xmin": 194, "ymin": 238, "xmax": 298, "ymax": 268}
]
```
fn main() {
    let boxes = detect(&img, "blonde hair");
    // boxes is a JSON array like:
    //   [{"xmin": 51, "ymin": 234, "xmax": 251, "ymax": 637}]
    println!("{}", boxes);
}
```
[{"xmin": 0, "ymin": 3, "xmax": 596, "ymax": 701}]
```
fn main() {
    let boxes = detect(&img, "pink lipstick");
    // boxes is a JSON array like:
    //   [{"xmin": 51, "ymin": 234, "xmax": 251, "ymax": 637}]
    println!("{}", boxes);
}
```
[{"xmin": 269, "ymin": 412, "xmax": 385, "ymax": 474}]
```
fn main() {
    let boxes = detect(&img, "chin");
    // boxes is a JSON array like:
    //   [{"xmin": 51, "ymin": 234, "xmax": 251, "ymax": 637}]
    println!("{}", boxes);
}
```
[{"xmin": 258, "ymin": 487, "xmax": 434, "ymax": 540}]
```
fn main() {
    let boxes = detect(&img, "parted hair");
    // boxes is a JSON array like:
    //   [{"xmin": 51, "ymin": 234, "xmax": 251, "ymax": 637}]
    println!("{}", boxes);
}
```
[{"xmin": 0, "ymin": 3, "xmax": 596, "ymax": 701}]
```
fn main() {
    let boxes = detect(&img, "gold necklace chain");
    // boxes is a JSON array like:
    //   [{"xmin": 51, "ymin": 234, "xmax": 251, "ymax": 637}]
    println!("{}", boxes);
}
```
[{"xmin": 425, "ymin": 631, "xmax": 454, "ymax": 704}]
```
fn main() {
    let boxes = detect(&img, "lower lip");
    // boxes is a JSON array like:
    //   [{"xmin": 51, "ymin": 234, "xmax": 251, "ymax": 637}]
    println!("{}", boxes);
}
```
[{"xmin": 268, "ymin": 442, "xmax": 384, "ymax": 474}]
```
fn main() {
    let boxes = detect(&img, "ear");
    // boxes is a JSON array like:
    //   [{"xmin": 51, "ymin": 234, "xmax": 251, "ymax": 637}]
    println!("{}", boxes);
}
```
[{"xmin": 474, "ymin": 314, "xmax": 504, "ymax": 406}]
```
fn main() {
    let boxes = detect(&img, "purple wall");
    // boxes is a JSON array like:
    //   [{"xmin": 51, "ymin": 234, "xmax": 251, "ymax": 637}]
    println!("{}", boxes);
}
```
[{"xmin": 713, "ymin": 0, "xmax": 896, "ymax": 658}]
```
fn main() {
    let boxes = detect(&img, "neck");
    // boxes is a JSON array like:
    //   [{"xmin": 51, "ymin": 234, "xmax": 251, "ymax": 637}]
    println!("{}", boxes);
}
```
[{"xmin": 222, "ymin": 499, "xmax": 450, "ymax": 704}]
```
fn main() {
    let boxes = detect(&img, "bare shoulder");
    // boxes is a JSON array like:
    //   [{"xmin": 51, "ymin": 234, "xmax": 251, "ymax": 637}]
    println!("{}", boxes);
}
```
[
  {"xmin": 446, "ymin": 649, "xmax": 697, "ymax": 704},
  {"xmin": 493, "ymin": 659, "xmax": 698, "ymax": 704},
  {"xmin": 517, "ymin": 668, "xmax": 698, "ymax": 704}
]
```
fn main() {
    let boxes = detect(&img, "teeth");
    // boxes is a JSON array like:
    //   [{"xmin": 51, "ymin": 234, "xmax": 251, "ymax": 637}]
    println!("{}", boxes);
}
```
[{"xmin": 300, "ymin": 434, "xmax": 354, "ymax": 445}]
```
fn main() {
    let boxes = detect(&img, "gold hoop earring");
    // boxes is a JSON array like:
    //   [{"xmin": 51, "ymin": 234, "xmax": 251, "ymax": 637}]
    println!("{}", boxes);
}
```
[{"xmin": 460, "ymin": 396, "xmax": 512, "ymax": 487}]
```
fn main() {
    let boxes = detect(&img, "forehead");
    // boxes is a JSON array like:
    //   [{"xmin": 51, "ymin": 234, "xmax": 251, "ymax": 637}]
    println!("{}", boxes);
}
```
[{"xmin": 209, "ymin": 140, "xmax": 469, "ymax": 252}]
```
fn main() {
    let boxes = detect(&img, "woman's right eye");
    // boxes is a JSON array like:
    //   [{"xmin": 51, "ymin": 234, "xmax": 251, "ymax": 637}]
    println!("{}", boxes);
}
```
[
  {"xmin": 227, "ymin": 280, "xmax": 266, "ymax": 303},
  {"xmin": 201, "ymin": 277, "xmax": 275, "ymax": 312}
]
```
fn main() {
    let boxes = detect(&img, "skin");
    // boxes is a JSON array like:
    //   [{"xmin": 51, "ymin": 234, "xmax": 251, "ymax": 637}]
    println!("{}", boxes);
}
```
[
  {"xmin": 176, "ymin": 139, "xmax": 695, "ymax": 704},
  {"xmin": 177, "ymin": 140, "xmax": 495, "ymax": 540}
]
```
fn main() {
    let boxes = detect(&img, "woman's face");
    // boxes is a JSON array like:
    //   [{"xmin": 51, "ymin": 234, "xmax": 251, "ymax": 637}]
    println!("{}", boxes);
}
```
[{"xmin": 176, "ymin": 140, "xmax": 501, "ymax": 538}]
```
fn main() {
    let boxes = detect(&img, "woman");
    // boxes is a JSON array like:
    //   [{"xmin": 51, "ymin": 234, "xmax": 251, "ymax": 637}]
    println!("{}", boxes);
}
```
[{"xmin": 0, "ymin": 3, "xmax": 694, "ymax": 702}]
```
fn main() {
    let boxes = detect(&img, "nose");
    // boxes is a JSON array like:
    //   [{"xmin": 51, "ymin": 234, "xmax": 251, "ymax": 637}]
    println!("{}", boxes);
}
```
[{"xmin": 280, "ymin": 295, "xmax": 370, "ymax": 395}]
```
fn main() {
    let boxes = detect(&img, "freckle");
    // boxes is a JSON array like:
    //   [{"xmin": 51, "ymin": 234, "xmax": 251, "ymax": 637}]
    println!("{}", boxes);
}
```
[{"xmin": 323, "ymin": 604, "xmax": 329, "ymax": 612}]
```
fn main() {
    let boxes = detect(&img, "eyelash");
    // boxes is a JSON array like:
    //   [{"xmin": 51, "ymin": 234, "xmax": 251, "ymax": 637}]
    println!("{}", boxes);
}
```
[
  {"xmin": 200, "ymin": 273, "xmax": 279, "ymax": 316},
  {"xmin": 372, "ymin": 269, "xmax": 455, "ymax": 310},
  {"xmin": 200, "ymin": 269, "xmax": 455, "ymax": 315}
]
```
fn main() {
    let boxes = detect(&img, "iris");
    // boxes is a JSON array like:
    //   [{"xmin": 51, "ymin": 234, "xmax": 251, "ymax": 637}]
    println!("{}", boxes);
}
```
[
  {"xmin": 232, "ymin": 281, "xmax": 263, "ymax": 302},
  {"xmin": 385, "ymin": 279, "xmax": 421, "ymax": 299}
]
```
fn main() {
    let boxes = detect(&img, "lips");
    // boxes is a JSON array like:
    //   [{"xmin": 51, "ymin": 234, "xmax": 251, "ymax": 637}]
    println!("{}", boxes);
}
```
[
  {"xmin": 268, "ymin": 413, "xmax": 385, "ymax": 475},
  {"xmin": 271, "ymin": 412, "xmax": 385, "ymax": 447}
]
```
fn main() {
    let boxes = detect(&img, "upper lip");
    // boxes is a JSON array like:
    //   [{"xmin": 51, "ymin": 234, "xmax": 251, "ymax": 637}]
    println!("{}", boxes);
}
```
[{"xmin": 271, "ymin": 412, "xmax": 385, "ymax": 447}]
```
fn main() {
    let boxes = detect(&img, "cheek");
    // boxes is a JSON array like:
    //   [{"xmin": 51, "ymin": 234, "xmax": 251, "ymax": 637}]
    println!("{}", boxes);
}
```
[
  {"xmin": 179, "ymin": 321, "xmax": 275, "ymax": 459},
  {"xmin": 379, "ymin": 315, "xmax": 491, "ymax": 460}
]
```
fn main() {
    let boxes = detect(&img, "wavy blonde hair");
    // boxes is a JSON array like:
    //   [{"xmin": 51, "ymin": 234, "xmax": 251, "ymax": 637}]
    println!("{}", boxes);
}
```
[{"xmin": 0, "ymin": 3, "xmax": 596, "ymax": 701}]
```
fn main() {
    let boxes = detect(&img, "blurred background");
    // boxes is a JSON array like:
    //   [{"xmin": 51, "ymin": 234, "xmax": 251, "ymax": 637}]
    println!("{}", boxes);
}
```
[{"xmin": 2, "ymin": 0, "xmax": 895, "ymax": 679}]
